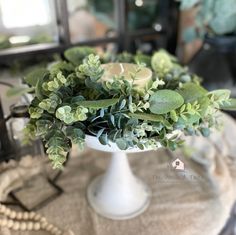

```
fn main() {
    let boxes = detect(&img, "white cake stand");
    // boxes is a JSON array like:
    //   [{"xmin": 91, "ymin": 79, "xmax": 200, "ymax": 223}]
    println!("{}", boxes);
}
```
[{"xmin": 86, "ymin": 135, "xmax": 155, "ymax": 220}]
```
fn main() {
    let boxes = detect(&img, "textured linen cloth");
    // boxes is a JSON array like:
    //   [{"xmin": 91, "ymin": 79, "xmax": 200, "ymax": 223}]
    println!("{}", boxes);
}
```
[{"xmin": 1, "ymin": 113, "xmax": 236, "ymax": 235}]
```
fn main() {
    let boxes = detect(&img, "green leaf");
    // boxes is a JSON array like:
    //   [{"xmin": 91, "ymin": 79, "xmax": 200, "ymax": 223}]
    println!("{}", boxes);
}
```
[
  {"xmin": 35, "ymin": 74, "xmax": 48, "ymax": 100},
  {"xmin": 119, "ymin": 99, "xmax": 127, "ymax": 109},
  {"xmin": 208, "ymin": 89, "xmax": 231, "ymax": 101},
  {"xmin": 64, "ymin": 46, "xmax": 96, "ymax": 66},
  {"xmin": 149, "ymin": 90, "xmax": 184, "ymax": 114},
  {"xmin": 49, "ymin": 61, "xmax": 74, "ymax": 72},
  {"xmin": 71, "ymin": 96, "xmax": 85, "ymax": 103},
  {"xmin": 24, "ymin": 68, "xmax": 48, "ymax": 87},
  {"xmin": 134, "ymin": 53, "xmax": 151, "ymax": 66},
  {"xmin": 186, "ymin": 114, "xmax": 201, "ymax": 124},
  {"xmin": 115, "ymin": 138, "xmax": 128, "ymax": 150},
  {"xmin": 220, "ymin": 98, "xmax": 236, "ymax": 111},
  {"xmin": 110, "ymin": 114, "xmax": 115, "ymax": 126},
  {"xmin": 178, "ymin": 114, "xmax": 200, "ymax": 126},
  {"xmin": 96, "ymin": 128, "xmax": 105, "ymax": 139},
  {"xmin": 170, "ymin": 110, "xmax": 178, "ymax": 122},
  {"xmin": 75, "ymin": 98, "xmax": 119, "ymax": 109},
  {"xmin": 163, "ymin": 120, "xmax": 173, "ymax": 129},
  {"xmin": 99, "ymin": 133, "xmax": 108, "ymax": 145},
  {"xmin": 6, "ymin": 87, "xmax": 34, "ymax": 97},
  {"xmin": 36, "ymin": 119, "xmax": 53, "ymax": 136},
  {"xmin": 178, "ymin": 83, "xmax": 207, "ymax": 103},
  {"xmin": 65, "ymin": 126, "xmax": 85, "ymax": 144},
  {"xmin": 129, "ymin": 112, "xmax": 164, "ymax": 122},
  {"xmin": 198, "ymin": 96, "xmax": 210, "ymax": 116},
  {"xmin": 200, "ymin": 127, "xmax": 210, "ymax": 137}
]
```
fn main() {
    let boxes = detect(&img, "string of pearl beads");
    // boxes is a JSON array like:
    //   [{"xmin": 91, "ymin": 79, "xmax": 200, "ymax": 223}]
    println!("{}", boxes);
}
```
[{"xmin": 0, "ymin": 204, "xmax": 64, "ymax": 235}]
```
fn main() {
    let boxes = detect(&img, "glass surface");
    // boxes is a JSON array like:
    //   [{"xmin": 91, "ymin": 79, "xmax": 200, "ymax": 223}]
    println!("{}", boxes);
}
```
[
  {"xmin": 127, "ymin": 0, "xmax": 160, "ymax": 31},
  {"xmin": 67, "ymin": 0, "xmax": 116, "ymax": 43},
  {"xmin": 13, "ymin": 175, "xmax": 61, "ymax": 210},
  {"xmin": 0, "ymin": 0, "xmax": 59, "ymax": 50}
]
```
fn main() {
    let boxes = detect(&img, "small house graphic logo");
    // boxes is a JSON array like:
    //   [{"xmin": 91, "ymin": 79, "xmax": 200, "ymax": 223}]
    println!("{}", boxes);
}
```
[{"xmin": 172, "ymin": 158, "xmax": 185, "ymax": 170}]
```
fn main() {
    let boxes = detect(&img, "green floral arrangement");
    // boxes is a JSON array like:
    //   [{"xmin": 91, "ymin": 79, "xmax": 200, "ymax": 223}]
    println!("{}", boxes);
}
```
[{"xmin": 23, "ymin": 47, "xmax": 236, "ymax": 168}]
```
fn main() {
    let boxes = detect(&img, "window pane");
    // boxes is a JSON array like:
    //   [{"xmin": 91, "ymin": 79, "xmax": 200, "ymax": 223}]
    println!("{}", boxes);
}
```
[
  {"xmin": 1, "ymin": 0, "xmax": 51, "ymax": 28},
  {"xmin": 0, "ymin": 0, "xmax": 59, "ymax": 50},
  {"xmin": 67, "ymin": 0, "xmax": 116, "ymax": 43},
  {"xmin": 127, "ymin": 0, "xmax": 160, "ymax": 31}
]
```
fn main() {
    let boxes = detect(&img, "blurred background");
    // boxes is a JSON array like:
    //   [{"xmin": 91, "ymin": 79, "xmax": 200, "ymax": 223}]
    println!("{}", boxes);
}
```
[
  {"xmin": 0, "ymin": 1, "xmax": 236, "ymax": 234},
  {"xmin": 0, "ymin": 0, "xmax": 235, "ymax": 91}
]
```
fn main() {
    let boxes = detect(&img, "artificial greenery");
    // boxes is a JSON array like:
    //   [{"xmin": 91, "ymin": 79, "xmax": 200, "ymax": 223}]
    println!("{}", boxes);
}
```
[
  {"xmin": 23, "ymin": 46, "xmax": 236, "ymax": 168},
  {"xmin": 180, "ymin": 0, "xmax": 236, "ymax": 42}
]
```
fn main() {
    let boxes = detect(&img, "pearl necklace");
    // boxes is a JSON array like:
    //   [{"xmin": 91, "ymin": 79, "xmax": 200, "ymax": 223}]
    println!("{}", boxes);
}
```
[{"xmin": 0, "ymin": 204, "xmax": 73, "ymax": 235}]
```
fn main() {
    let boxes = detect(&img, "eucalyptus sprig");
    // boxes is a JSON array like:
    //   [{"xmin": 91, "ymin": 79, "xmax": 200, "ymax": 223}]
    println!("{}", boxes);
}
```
[{"xmin": 23, "ymin": 47, "xmax": 236, "ymax": 168}]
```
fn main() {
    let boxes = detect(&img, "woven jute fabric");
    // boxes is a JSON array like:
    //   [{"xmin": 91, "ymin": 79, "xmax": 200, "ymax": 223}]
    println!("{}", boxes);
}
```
[{"xmin": 2, "ymin": 113, "xmax": 236, "ymax": 235}]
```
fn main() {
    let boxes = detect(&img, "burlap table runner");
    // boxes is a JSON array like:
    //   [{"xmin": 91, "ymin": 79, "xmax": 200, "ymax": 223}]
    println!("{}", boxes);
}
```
[{"xmin": 2, "ymin": 113, "xmax": 236, "ymax": 235}]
